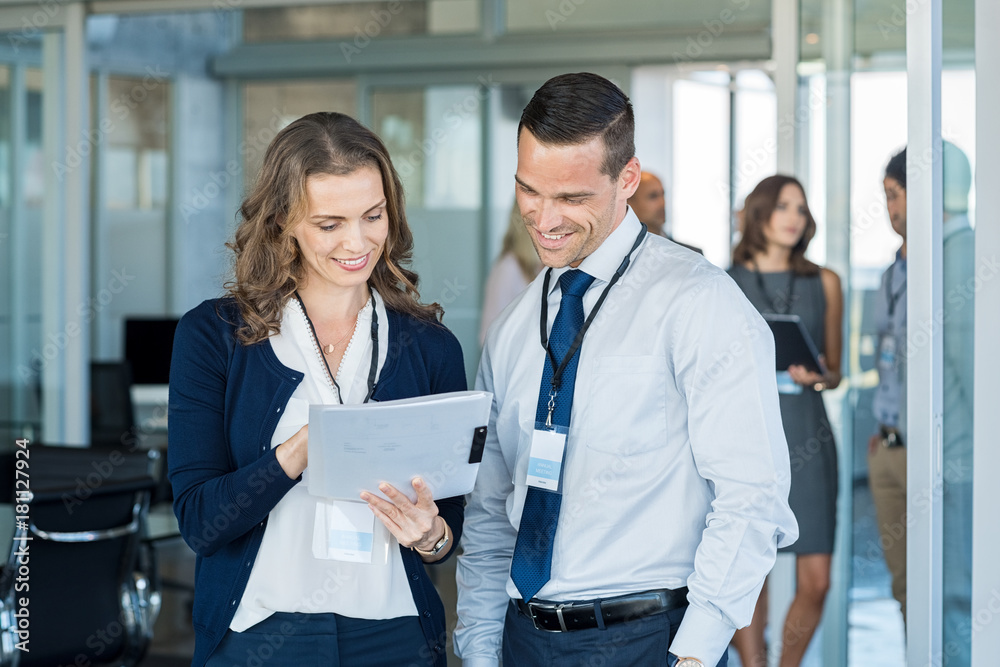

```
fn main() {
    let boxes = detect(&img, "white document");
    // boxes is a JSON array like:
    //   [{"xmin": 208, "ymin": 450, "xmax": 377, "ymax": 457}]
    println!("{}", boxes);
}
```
[
  {"xmin": 526, "ymin": 429, "xmax": 566, "ymax": 491},
  {"xmin": 307, "ymin": 390, "xmax": 493, "ymax": 503}
]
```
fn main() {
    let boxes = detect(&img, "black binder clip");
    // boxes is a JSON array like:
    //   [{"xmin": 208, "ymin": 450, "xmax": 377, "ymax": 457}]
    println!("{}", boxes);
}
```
[{"xmin": 469, "ymin": 426, "xmax": 487, "ymax": 464}]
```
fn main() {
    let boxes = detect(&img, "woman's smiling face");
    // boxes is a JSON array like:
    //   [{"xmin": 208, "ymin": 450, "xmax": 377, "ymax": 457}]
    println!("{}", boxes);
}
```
[{"xmin": 292, "ymin": 167, "xmax": 389, "ymax": 294}]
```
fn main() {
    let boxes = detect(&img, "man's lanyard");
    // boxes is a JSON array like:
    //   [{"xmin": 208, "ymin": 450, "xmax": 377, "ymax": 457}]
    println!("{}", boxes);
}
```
[
  {"xmin": 886, "ymin": 260, "xmax": 907, "ymax": 319},
  {"xmin": 537, "ymin": 224, "xmax": 647, "ymax": 427},
  {"xmin": 751, "ymin": 260, "xmax": 796, "ymax": 315},
  {"xmin": 295, "ymin": 290, "xmax": 379, "ymax": 404}
]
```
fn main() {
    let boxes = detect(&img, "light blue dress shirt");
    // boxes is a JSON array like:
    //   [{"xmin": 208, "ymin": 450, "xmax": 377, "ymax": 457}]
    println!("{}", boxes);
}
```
[
  {"xmin": 455, "ymin": 211, "xmax": 798, "ymax": 666},
  {"xmin": 873, "ymin": 249, "xmax": 907, "ymax": 432}
]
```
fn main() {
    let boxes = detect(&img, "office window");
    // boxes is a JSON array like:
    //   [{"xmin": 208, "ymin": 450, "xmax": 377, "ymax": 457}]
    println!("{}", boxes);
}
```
[
  {"xmin": 801, "ymin": 0, "xmax": 973, "ymax": 60},
  {"xmin": 243, "ymin": 0, "xmax": 479, "ymax": 42},
  {"xmin": 371, "ymin": 86, "xmax": 482, "ymax": 210},
  {"xmin": 672, "ymin": 73, "xmax": 731, "ymax": 267},
  {"xmin": 506, "ymin": 0, "xmax": 769, "ymax": 33},
  {"xmin": 102, "ymin": 76, "xmax": 169, "ymax": 211},
  {"xmin": 243, "ymin": 79, "xmax": 357, "ymax": 186}
]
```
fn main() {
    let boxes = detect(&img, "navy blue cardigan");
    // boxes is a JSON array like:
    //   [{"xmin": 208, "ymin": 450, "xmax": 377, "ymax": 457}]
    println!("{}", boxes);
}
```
[{"xmin": 168, "ymin": 298, "xmax": 467, "ymax": 667}]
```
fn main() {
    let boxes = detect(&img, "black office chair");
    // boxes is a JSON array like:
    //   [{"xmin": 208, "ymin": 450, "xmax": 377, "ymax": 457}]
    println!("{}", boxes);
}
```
[
  {"xmin": 90, "ymin": 361, "xmax": 173, "ymax": 505},
  {"xmin": 0, "ymin": 445, "xmax": 160, "ymax": 667}
]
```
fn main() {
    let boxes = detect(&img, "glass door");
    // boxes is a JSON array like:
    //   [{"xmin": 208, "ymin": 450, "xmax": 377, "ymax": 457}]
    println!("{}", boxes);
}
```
[
  {"xmin": 369, "ymin": 83, "xmax": 485, "ymax": 383},
  {"xmin": 939, "ymin": 3, "xmax": 975, "ymax": 661}
]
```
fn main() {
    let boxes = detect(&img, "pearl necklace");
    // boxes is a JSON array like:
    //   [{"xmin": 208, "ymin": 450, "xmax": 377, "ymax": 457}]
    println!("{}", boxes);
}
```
[{"xmin": 292, "ymin": 296, "xmax": 371, "ymax": 395}]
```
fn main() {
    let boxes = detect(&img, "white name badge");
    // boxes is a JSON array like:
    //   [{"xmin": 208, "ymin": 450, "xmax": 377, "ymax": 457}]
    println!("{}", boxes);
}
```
[
  {"xmin": 776, "ymin": 370, "xmax": 803, "ymax": 395},
  {"xmin": 312, "ymin": 500, "xmax": 375, "ymax": 563},
  {"xmin": 879, "ymin": 335, "xmax": 897, "ymax": 370},
  {"xmin": 526, "ymin": 429, "xmax": 567, "ymax": 492}
]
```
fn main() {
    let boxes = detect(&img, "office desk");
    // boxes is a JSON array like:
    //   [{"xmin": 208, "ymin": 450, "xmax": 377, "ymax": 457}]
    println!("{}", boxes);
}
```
[{"xmin": 132, "ymin": 385, "xmax": 169, "ymax": 433}]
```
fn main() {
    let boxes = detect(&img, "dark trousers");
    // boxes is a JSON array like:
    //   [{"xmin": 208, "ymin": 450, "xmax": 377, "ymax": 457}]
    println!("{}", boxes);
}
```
[
  {"xmin": 205, "ymin": 611, "xmax": 436, "ymax": 667},
  {"xmin": 502, "ymin": 599, "xmax": 728, "ymax": 667}
]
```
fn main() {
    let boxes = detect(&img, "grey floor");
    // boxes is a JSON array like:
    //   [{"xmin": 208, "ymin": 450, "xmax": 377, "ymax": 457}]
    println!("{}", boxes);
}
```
[{"xmin": 144, "ymin": 482, "xmax": 905, "ymax": 667}]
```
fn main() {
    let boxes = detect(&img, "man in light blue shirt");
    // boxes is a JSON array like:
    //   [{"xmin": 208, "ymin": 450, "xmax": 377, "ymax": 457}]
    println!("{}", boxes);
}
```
[
  {"xmin": 869, "ymin": 144, "xmax": 975, "ymax": 665},
  {"xmin": 455, "ymin": 72, "xmax": 797, "ymax": 667},
  {"xmin": 868, "ymin": 148, "xmax": 909, "ymax": 628}
]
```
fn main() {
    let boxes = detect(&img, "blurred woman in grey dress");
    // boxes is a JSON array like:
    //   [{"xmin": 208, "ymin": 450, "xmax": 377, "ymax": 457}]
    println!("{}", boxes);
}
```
[{"xmin": 727, "ymin": 175, "xmax": 842, "ymax": 667}]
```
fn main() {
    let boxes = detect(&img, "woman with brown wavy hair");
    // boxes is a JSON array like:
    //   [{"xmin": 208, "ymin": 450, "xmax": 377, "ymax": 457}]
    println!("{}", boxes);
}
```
[
  {"xmin": 168, "ymin": 112, "xmax": 466, "ymax": 667},
  {"xmin": 728, "ymin": 175, "xmax": 842, "ymax": 667}
]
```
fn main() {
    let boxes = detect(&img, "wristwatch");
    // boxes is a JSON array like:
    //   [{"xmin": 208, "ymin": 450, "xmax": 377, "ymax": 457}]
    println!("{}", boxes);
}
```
[
  {"xmin": 674, "ymin": 658, "xmax": 705, "ymax": 667},
  {"xmin": 414, "ymin": 523, "xmax": 450, "ymax": 557}
]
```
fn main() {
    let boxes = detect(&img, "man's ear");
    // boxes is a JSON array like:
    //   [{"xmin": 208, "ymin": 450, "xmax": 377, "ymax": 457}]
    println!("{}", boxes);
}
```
[{"xmin": 620, "ymin": 156, "xmax": 642, "ymax": 199}]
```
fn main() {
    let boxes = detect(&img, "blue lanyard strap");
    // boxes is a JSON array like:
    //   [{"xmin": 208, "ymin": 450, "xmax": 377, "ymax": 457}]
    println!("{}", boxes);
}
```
[{"xmin": 885, "ymin": 261, "xmax": 907, "ymax": 319}]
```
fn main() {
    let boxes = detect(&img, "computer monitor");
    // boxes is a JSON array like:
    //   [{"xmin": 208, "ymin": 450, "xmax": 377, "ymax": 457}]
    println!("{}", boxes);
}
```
[{"xmin": 124, "ymin": 317, "xmax": 180, "ymax": 385}]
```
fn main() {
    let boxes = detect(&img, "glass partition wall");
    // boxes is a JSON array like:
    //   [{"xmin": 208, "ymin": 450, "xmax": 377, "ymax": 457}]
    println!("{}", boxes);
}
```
[
  {"xmin": 938, "ymin": 1, "xmax": 974, "ymax": 663},
  {"xmin": 0, "ymin": 37, "xmax": 47, "ymax": 445},
  {"xmin": 800, "ymin": 0, "xmax": 976, "ymax": 665}
]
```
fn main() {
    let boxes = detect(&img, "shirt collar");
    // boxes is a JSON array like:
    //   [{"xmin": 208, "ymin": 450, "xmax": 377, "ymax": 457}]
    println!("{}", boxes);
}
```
[
  {"xmin": 943, "ymin": 213, "xmax": 971, "ymax": 241},
  {"xmin": 547, "ymin": 208, "xmax": 644, "ymax": 293}
]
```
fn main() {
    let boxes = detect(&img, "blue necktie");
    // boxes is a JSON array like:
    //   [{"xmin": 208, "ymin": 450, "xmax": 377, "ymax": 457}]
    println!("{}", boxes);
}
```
[{"xmin": 510, "ymin": 269, "xmax": 596, "ymax": 602}]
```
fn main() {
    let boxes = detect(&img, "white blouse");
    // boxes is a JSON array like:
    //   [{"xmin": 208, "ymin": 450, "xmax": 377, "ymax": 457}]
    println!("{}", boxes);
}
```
[{"xmin": 230, "ymin": 289, "xmax": 418, "ymax": 632}]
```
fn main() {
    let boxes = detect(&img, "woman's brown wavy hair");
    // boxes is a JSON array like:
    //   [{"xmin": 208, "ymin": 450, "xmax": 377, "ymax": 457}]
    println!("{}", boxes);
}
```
[
  {"xmin": 732, "ymin": 174, "xmax": 820, "ymax": 276},
  {"xmin": 226, "ymin": 112, "xmax": 442, "ymax": 345}
]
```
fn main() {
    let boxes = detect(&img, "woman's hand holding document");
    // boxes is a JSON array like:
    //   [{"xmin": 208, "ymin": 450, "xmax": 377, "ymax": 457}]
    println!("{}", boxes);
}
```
[{"xmin": 307, "ymin": 390, "xmax": 493, "ymax": 503}]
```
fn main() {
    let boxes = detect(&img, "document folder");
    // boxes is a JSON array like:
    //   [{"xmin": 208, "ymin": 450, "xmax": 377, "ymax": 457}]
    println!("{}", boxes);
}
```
[{"xmin": 308, "ymin": 390, "xmax": 493, "ymax": 502}]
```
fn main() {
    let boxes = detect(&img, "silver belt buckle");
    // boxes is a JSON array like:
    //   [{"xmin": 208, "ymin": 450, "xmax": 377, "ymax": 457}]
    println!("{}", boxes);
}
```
[
  {"xmin": 528, "ymin": 602, "xmax": 571, "ymax": 632},
  {"xmin": 882, "ymin": 430, "xmax": 900, "ymax": 447}
]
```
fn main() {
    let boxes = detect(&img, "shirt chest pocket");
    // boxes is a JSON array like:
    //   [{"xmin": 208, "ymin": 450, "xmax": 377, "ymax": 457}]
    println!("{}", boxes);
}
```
[{"xmin": 582, "ymin": 355, "xmax": 667, "ymax": 455}]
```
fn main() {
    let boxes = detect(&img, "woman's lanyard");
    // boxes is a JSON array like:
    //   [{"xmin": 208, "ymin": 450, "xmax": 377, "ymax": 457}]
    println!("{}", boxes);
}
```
[
  {"xmin": 751, "ymin": 260, "xmax": 796, "ymax": 315},
  {"xmin": 886, "ymin": 261, "xmax": 907, "ymax": 319},
  {"xmin": 537, "ymin": 224, "xmax": 647, "ymax": 427},
  {"xmin": 294, "ymin": 290, "xmax": 379, "ymax": 405}
]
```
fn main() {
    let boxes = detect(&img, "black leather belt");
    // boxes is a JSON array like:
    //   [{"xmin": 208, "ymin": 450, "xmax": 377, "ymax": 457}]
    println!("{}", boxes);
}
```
[
  {"xmin": 879, "ymin": 425, "xmax": 905, "ymax": 448},
  {"xmin": 515, "ymin": 588, "xmax": 688, "ymax": 633}
]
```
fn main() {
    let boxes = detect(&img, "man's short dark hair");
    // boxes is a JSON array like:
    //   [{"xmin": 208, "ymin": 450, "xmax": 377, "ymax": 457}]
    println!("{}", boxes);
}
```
[
  {"xmin": 518, "ymin": 72, "xmax": 635, "ymax": 178},
  {"xmin": 885, "ymin": 148, "xmax": 906, "ymax": 189}
]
